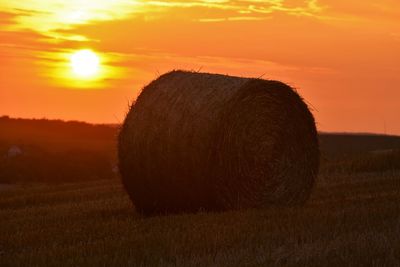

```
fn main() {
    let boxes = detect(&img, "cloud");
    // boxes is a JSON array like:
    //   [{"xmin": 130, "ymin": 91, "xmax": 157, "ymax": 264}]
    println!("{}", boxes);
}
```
[
  {"xmin": 138, "ymin": 0, "xmax": 327, "ymax": 22},
  {"xmin": 0, "ymin": 0, "xmax": 142, "ymax": 40},
  {"xmin": 0, "ymin": 28, "xmax": 55, "ymax": 57},
  {"xmin": 3, "ymin": 0, "xmax": 399, "ymax": 45},
  {"xmin": 198, "ymin": 16, "xmax": 269, "ymax": 22},
  {"xmin": 0, "ymin": 11, "xmax": 16, "ymax": 26},
  {"xmin": 0, "ymin": 0, "xmax": 327, "ymax": 41}
]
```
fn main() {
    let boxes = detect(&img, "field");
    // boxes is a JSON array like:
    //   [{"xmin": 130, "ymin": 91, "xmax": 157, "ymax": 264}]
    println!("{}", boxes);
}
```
[
  {"xmin": 1, "ymin": 171, "xmax": 399, "ymax": 266},
  {"xmin": 1, "ymin": 117, "xmax": 400, "ymax": 266}
]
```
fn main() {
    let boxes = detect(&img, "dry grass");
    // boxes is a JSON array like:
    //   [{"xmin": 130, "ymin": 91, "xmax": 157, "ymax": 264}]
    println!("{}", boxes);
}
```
[
  {"xmin": 119, "ymin": 71, "xmax": 318, "ymax": 214},
  {"xmin": 1, "ymin": 172, "xmax": 399, "ymax": 266}
]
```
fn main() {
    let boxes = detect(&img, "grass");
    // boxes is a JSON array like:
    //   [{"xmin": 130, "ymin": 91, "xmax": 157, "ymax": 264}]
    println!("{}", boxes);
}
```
[{"xmin": 1, "ymin": 172, "xmax": 399, "ymax": 267}]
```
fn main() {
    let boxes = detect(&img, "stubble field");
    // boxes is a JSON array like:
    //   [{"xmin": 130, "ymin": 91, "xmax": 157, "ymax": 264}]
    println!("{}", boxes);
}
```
[{"xmin": 1, "ymin": 171, "xmax": 399, "ymax": 266}]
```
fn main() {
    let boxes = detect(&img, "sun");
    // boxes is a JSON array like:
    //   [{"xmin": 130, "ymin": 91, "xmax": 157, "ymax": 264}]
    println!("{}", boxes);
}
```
[{"xmin": 70, "ymin": 49, "xmax": 100, "ymax": 77}]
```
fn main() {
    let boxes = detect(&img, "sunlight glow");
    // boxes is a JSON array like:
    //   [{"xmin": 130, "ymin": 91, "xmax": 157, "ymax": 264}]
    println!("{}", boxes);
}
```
[
  {"xmin": 39, "ymin": 49, "xmax": 124, "ymax": 90},
  {"xmin": 0, "ymin": 0, "xmax": 141, "ymax": 40},
  {"xmin": 70, "ymin": 50, "xmax": 100, "ymax": 77}
]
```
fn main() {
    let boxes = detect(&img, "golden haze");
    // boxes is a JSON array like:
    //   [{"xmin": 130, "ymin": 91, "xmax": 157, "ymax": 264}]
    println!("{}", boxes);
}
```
[{"xmin": 0, "ymin": 0, "xmax": 399, "ymax": 134}]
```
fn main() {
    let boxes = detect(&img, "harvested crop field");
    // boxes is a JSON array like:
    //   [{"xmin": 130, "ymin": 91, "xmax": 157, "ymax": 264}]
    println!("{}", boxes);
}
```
[{"xmin": 1, "ymin": 171, "xmax": 399, "ymax": 266}]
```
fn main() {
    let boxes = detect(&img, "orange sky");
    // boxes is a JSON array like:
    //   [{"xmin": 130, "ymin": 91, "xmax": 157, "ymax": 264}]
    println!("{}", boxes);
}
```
[{"xmin": 0, "ymin": 0, "xmax": 399, "ymax": 134}]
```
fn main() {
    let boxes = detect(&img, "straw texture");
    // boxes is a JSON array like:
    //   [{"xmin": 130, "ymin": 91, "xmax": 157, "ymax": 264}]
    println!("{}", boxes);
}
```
[{"xmin": 118, "ymin": 71, "xmax": 319, "ymax": 215}]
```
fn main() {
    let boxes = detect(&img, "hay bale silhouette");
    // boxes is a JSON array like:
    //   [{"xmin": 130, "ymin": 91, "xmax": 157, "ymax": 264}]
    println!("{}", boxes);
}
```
[{"xmin": 118, "ymin": 70, "xmax": 319, "ymax": 215}]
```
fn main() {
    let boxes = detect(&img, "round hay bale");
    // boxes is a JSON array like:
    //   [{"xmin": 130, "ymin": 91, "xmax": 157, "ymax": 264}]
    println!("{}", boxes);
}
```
[{"xmin": 118, "ymin": 70, "xmax": 319, "ymax": 215}]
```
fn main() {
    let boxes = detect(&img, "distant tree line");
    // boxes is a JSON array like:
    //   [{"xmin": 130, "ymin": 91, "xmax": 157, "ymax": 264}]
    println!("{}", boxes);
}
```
[
  {"xmin": 1, "ymin": 116, "xmax": 400, "ymax": 183},
  {"xmin": 0, "ymin": 147, "xmax": 116, "ymax": 183}
]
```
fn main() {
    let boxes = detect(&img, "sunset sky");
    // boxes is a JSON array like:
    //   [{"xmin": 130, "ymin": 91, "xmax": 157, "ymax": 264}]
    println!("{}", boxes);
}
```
[{"xmin": 0, "ymin": 0, "xmax": 399, "ymax": 134}]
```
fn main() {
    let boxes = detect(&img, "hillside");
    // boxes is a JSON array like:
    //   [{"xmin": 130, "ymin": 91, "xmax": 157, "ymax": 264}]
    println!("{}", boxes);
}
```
[
  {"xmin": 0, "ymin": 116, "xmax": 117, "ymax": 153},
  {"xmin": 1, "ymin": 116, "xmax": 400, "ymax": 183},
  {"xmin": 319, "ymin": 133, "xmax": 400, "ymax": 158},
  {"xmin": 0, "ymin": 116, "xmax": 118, "ymax": 183}
]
